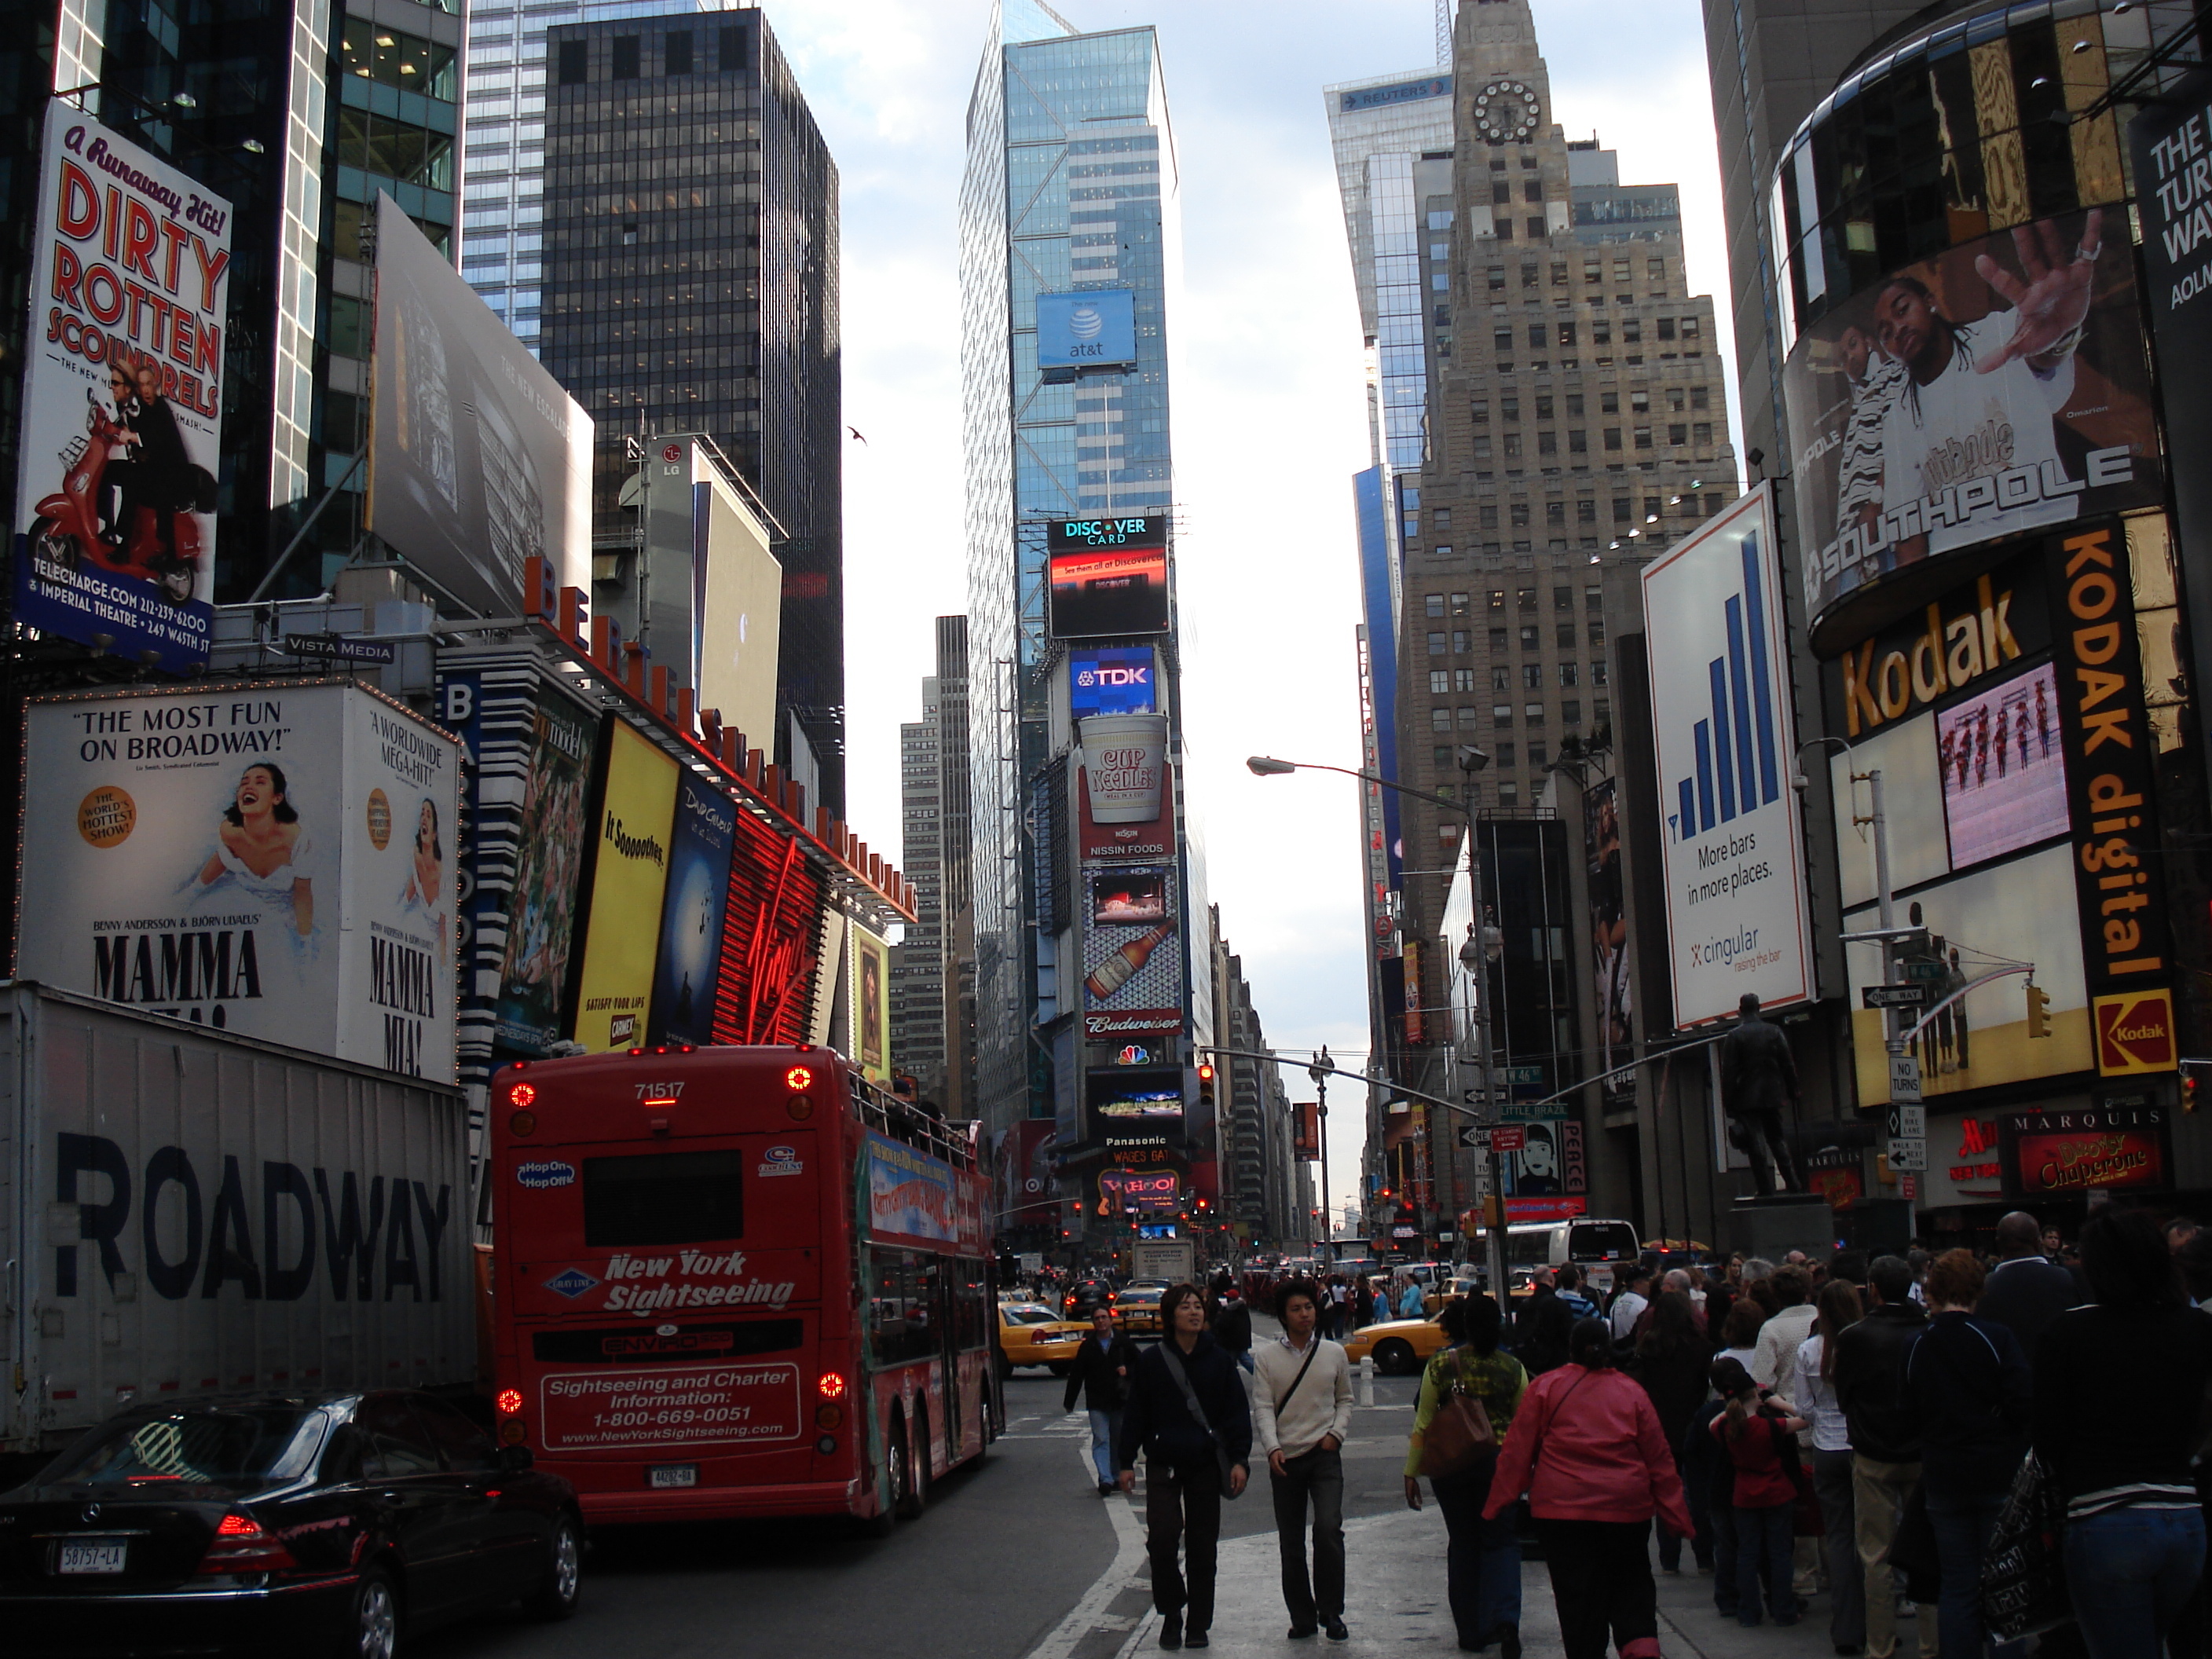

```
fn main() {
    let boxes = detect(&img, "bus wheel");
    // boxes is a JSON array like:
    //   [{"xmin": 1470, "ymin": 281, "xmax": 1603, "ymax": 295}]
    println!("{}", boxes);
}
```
[
  {"xmin": 864, "ymin": 1419, "xmax": 906, "ymax": 1538},
  {"xmin": 1373, "ymin": 1339, "xmax": 1417, "ymax": 1376},
  {"xmin": 980, "ymin": 1385, "xmax": 998, "ymax": 1447},
  {"xmin": 896, "ymin": 1407, "xmax": 928, "ymax": 1519}
]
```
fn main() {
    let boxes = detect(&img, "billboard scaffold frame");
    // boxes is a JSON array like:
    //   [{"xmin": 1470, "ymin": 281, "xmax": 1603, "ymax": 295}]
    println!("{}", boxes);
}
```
[{"xmin": 434, "ymin": 573, "xmax": 914, "ymax": 932}]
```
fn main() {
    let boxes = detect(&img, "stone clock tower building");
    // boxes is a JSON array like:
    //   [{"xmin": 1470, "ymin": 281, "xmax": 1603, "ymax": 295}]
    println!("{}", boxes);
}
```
[{"xmin": 1388, "ymin": 0, "xmax": 1741, "ymax": 1225}]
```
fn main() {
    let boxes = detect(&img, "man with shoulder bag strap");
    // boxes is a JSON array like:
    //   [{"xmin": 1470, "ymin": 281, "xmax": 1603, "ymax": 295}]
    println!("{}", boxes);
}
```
[{"xmin": 1253, "ymin": 1277, "xmax": 1357, "ymax": 1642}]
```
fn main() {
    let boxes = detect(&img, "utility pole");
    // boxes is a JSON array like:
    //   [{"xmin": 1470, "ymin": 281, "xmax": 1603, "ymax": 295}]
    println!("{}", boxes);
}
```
[{"xmin": 1309, "ymin": 1046, "xmax": 1332, "ymax": 1261}]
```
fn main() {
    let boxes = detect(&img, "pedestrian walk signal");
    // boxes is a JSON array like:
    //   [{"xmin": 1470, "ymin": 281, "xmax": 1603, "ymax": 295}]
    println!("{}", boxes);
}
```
[{"xmin": 2024, "ymin": 982, "xmax": 2052, "ymax": 1038}]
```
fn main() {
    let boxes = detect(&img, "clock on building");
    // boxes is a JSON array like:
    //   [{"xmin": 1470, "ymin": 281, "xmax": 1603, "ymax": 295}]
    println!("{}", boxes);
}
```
[{"xmin": 1473, "ymin": 79, "xmax": 1540, "ymax": 144}]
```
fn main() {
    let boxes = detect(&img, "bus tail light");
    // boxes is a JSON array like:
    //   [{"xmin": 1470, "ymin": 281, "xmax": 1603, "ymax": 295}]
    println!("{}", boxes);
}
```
[
  {"xmin": 815, "ymin": 1403, "xmax": 843, "ymax": 1430},
  {"xmin": 816, "ymin": 1372, "xmax": 847, "ymax": 1401},
  {"xmin": 496, "ymin": 1389, "xmax": 523, "ymax": 1416},
  {"xmin": 508, "ymin": 1082, "xmax": 537, "ymax": 1108},
  {"xmin": 509, "ymin": 1111, "xmax": 537, "ymax": 1136},
  {"xmin": 785, "ymin": 1065, "xmax": 814, "ymax": 1091},
  {"xmin": 815, "ymin": 1435, "xmax": 837, "ymax": 1455},
  {"xmin": 499, "ymin": 1419, "xmax": 529, "ymax": 1445}
]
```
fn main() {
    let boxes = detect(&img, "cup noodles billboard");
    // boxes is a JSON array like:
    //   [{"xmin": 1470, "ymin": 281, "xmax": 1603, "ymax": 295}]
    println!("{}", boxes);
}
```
[
  {"xmin": 16, "ymin": 682, "xmax": 460, "ymax": 1079},
  {"xmin": 1076, "ymin": 714, "xmax": 1174, "ymax": 862},
  {"xmin": 13, "ymin": 107, "xmax": 229, "ymax": 672},
  {"xmin": 1782, "ymin": 207, "xmax": 2161, "ymax": 644}
]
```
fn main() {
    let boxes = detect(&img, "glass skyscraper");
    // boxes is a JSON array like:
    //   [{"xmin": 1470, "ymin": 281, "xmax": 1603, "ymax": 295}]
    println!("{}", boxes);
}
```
[
  {"xmin": 959, "ymin": 1, "xmax": 1184, "ymax": 1144},
  {"xmin": 1323, "ymin": 67, "xmax": 1453, "ymax": 1131},
  {"xmin": 531, "ymin": 6, "xmax": 845, "ymax": 811}
]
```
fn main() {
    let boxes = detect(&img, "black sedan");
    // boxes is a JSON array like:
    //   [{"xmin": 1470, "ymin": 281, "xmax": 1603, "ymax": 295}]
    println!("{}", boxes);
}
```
[{"xmin": 0, "ymin": 1390, "xmax": 582, "ymax": 1657}]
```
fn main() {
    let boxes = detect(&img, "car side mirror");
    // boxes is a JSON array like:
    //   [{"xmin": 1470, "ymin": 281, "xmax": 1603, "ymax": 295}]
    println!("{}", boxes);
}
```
[{"xmin": 498, "ymin": 1443, "xmax": 535, "ymax": 1473}]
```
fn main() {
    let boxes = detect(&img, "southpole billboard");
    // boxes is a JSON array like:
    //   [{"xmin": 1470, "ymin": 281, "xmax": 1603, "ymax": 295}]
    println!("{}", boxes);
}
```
[
  {"xmin": 13, "ymin": 106, "xmax": 229, "ymax": 672},
  {"xmin": 16, "ymin": 682, "xmax": 460, "ymax": 1078}
]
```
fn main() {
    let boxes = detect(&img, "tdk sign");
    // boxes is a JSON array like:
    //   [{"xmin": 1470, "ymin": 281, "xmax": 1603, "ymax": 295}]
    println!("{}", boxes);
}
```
[
  {"xmin": 1036, "ymin": 288, "xmax": 1137, "ymax": 369},
  {"xmin": 1071, "ymin": 646, "xmax": 1158, "ymax": 719}
]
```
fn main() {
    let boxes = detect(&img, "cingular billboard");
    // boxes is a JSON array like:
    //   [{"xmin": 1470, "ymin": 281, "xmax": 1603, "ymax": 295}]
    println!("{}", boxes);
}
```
[{"xmin": 16, "ymin": 683, "xmax": 461, "ymax": 1079}]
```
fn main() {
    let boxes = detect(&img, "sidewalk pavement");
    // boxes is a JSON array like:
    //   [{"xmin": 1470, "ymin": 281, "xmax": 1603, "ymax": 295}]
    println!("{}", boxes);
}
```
[{"xmin": 1108, "ymin": 1507, "xmax": 1859, "ymax": 1659}]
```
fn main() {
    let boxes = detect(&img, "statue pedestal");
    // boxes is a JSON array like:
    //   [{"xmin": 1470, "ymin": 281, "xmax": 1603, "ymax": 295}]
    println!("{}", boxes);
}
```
[{"xmin": 1727, "ymin": 1193, "xmax": 1838, "ymax": 1261}]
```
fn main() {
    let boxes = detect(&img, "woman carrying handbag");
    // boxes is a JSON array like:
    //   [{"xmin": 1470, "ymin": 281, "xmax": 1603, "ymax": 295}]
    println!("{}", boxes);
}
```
[
  {"xmin": 1405, "ymin": 1296, "xmax": 1528, "ymax": 1656},
  {"xmin": 1482, "ymin": 1317, "xmax": 1696, "ymax": 1659}
]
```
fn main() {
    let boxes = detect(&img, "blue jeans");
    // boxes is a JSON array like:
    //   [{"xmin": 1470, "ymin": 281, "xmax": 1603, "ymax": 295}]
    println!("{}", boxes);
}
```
[
  {"xmin": 1430, "ymin": 1453, "xmax": 1523, "ymax": 1646},
  {"xmin": 1734, "ymin": 1501, "xmax": 1795, "ymax": 1625},
  {"xmin": 1926, "ymin": 1485, "xmax": 2020, "ymax": 1659},
  {"xmin": 2064, "ymin": 1504, "xmax": 2206, "ymax": 1659},
  {"xmin": 1088, "ymin": 1408, "xmax": 1121, "ymax": 1485}
]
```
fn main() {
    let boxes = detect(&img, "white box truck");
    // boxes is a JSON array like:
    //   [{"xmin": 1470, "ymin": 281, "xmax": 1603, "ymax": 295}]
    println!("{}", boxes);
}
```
[{"xmin": 0, "ymin": 983, "xmax": 474, "ymax": 1462}]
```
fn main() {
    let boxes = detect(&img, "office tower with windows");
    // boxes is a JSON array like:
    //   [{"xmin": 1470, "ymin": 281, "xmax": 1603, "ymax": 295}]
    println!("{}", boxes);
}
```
[
  {"xmin": 7, "ymin": 0, "xmax": 464, "ymax": 599},
  {"xmin": 1391, "ymin": 0, "xmax": 1740, "ymax": 1224},
  {"xmin": 1324, "ymin": 64, "xmax": 1455, "ymax": 1190},
  {"xmin": 892, "ymin": 616, "xmax": 976, "ymax": 1119},
  {"xmin": 961, "ymin": 1, "xmax": 1181, "ymax": 1132},
  {"xmin": 537, "ymin": 7, "xmax": 845, "ymax": 811}
]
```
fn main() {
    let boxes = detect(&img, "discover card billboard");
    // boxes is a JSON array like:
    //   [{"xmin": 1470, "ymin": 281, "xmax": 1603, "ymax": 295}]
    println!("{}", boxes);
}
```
[
  {"xmin": 1639, "ymin": 485, "xmax": 1813, "ymax": 1027},
  {"xmin": 13, "ymin": 106, "xmax": 229, "ymax": 672},
  {"xmin": 16, "ymin": 683, "xmax": 460, "ymax": 1078}
]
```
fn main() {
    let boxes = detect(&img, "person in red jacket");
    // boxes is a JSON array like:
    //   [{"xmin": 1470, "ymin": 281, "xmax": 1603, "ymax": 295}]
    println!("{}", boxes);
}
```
[
  {"xmin": 1708, "ymin": 1355, "xmax": 1810, "ymax": 1629},
  {"xmin": 1484, "ymin": 1317, "xmax": 1694, "ymax": 1659}
]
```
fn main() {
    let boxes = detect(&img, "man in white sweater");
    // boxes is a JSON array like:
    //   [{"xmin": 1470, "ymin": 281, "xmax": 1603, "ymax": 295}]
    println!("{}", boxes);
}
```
[{"xmin": 1251, "ymin": 1276, "xmax": 1357, "ymax": 1642}]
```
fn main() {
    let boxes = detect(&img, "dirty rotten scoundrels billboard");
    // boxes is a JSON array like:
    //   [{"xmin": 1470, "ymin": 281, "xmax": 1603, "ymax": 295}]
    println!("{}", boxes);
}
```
[
  {"xmin": 13, "ymin": 107, "xmax": 229, "ymax": 672},
  {"xmin": 16, "ymin": 682, "xmax": 460, "ymax": 1078}
]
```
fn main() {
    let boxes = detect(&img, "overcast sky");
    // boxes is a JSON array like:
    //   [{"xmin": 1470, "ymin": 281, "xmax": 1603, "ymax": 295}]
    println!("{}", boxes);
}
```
[{"xmin": 767, "ymin": 0, "xmax": 1735, "ymax": 1230}]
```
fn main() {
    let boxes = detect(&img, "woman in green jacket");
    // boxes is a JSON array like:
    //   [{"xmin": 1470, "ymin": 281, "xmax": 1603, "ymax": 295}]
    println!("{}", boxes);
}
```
[{"xmin": 1405, "ymin": 1295, "xmax": 1529, "ymax": 1656}]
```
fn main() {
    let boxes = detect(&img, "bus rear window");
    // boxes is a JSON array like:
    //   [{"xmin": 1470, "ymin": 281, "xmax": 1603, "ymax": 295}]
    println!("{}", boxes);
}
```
[
  {"xmin": 1569, "ymin": 1221, "xmax": 1639, "ymax": 1262},
  {"xmin": 583, "ymin": 1150, "xmax": 746, "ymax": 1246}
]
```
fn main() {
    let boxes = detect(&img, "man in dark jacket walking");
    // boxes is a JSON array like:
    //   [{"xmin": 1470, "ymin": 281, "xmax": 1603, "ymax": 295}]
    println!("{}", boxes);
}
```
[
  {"xmin": 1975, "ymin": 1210, "xmax": 2080, "ymax": 1357},
  {"xmin": 1119, "ymin": 1284, "xmax": 1252, "ymax": 1650},
  {"xmin": 1719, "ymin": 993, "xmax": 1803, "ymax": 1195},
  {"xmin": 1832, "ymin": 1255, "xmax": 1936, "ymax": 1659},
  {"xmin": 1067, "ymin": 1306, "xmax": 1141, "ymax": 1495},
  {"xmin": 1212, "ymin": 1286, "xmax": 1254, "ymax": 1374}
]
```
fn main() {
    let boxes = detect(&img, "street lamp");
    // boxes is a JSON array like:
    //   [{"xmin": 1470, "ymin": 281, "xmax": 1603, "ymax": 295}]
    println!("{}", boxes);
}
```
[
  {"xmin": 1308, "ymin": 1045, "xmax": 1331, "ymax": 1261},
  {"xmin": 1247, "ymin": 752, "xmax": 1506, "ymax": 1299}
]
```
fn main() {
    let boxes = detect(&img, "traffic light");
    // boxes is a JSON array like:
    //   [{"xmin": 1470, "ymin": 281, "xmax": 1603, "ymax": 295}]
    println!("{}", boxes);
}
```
[
  {"xmin": 2024, "ymin": 982, "xmax": 2052, "ymax": 1038},
  {"xmin": 1196, "ymin": 1060, "xmax": 1215, "ymax": 1110},
  {"xmin": 2184, "ymin": 1060, "xmax": 2209, "ymax": 1113}
]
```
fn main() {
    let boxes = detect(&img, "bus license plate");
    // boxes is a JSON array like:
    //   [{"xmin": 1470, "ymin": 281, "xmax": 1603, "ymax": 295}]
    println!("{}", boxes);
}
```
[
  {"xmin": 648, "ymin": 1464, "xmax": 698, "ymax": 1489},
  {"xmin": 58, "ymin": 1540, "xmax": 129, "ymax": 1574}
]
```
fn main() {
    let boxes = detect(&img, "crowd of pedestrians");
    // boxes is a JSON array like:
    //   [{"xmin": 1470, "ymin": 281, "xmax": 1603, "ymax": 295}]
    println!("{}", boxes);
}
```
[{"xmin": 1105, "ymin": 1213, "xmax": 2212, "ymax": 1658}]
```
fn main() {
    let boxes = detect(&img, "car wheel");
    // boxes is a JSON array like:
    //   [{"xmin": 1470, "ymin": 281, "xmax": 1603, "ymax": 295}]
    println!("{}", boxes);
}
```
[
  {"xmin": 1374, "ymin": 1339, "xmax": 1417, "ymax": 1376},
  {"xmin": 334, "ymin": 1565, "xmax": 399, "ymax": 1659},
  {"xmin": 1047, "ymin": 1362, "xmax": 1072, "ymax": 1378},
  {"xmin": 521, "ymin": 1513, "xmax": 581, "ymax": 1621}
]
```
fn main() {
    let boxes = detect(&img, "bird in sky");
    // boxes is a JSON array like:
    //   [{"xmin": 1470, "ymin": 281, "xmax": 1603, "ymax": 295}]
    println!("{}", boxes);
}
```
[{"xmin": 848, "ymin": 426, "xmax": 868, "ymax": 444}]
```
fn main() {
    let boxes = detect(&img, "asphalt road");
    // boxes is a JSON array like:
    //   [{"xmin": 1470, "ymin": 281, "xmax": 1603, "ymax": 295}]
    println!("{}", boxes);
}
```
[{"xmin": 413, "ymin": 1329, "xmax": 1425, "ymax": 1659}]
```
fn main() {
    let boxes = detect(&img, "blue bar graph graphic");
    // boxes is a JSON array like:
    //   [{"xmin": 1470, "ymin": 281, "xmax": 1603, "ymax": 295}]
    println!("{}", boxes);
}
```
[{"xmin": 1673, "ymin": 530, "xmax": 1782, "ymax": 839}]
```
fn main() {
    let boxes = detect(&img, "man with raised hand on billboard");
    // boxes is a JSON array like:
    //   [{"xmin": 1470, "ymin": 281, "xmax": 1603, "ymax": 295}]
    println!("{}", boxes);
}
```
[{"xmin": 1872, "ymin": 211, "xmax": 2102, "ymax": 563}]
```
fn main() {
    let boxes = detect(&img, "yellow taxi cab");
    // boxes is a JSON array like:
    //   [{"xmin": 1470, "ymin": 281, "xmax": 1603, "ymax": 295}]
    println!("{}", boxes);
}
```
[
  {"xmin": 1114, "ymin": 1284, "xmax": 1166, "ymax": 1335},
  {"xmin": 998, "ymin": 1300, "xmax": 1092, "ymax": 1376},
  {"xmin": 1341, "ymin": 1313, "xmax": 1452, "ymax": 1375}
]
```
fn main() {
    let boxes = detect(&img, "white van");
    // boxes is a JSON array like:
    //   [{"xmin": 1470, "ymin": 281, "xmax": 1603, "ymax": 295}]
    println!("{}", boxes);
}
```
[{"xmin": 1503, "ymin": 1217, "xmax": 1642, "ymax": 1296}]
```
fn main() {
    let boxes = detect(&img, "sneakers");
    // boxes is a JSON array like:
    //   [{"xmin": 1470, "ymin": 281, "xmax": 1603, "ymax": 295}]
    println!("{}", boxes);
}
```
[{"xmin": 1323, "ymin": 1617, "xmax": 1349, "ymax": 1642}]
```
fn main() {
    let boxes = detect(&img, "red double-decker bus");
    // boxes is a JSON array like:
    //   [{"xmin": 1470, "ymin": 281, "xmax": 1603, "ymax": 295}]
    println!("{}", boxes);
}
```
[{"xmin": 486, "ymin": 1044, "xmax": 997, "ymax": 1527}]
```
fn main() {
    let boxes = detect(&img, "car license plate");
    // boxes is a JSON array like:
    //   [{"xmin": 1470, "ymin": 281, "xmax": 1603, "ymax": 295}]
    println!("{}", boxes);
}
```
[
  {"xmin": 58, "ymin": 1539, "xmax": 128, "ymax": 1574},
  {"xmin": 648, "ymin": 1464, "xmax": 698, "ymax": 1489}
]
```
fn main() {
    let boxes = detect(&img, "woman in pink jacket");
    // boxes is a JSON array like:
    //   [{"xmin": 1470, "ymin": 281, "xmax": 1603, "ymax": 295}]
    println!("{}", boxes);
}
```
[{"xmin": 1484, "ymin": 1317, "xmax": 1695, "ymax": 1659}]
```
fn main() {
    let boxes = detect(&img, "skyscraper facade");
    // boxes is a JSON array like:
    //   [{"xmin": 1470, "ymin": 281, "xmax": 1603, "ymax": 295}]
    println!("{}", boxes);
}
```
[
  {"xmin": 961, "ymin": 0, "xmax": 1176, "ymax": 1123},
  {"xmin": 537, "ymin": 6, "xmax": 845, "ymax": 811},
  {"xmin": 892, "ymin": 615, "xmax": 976, "ymax": 1118},
  {"xmin": 1392, "ymin": 0, "xmax": 1740, "ymax": 1236},
  {"xmin": 1323, "ymin": 64, "xmax": 1455, "ymax": 1187},
  {"xmin": 961, "ymin": 2, "xmax": 1214, "ymax": 1256}
]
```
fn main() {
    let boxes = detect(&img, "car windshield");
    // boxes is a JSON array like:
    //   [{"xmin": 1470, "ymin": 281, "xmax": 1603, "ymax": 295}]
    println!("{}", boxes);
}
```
[
  {"xmin": 1003, "ymin": 1306, "xmax": 1061, "ymax": 1325},
  {"xmin": 37, "ymin": 1406, "xmax": 330, "ymax": 1496},
  {"xmin": 1122, "ymin": 1290, "xmax": 1161, "ymax": 1303}
]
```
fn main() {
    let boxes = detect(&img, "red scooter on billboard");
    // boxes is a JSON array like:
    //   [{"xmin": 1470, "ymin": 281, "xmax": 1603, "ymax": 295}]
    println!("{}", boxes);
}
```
[{"xmin": 28, "ymin": 383, "xmax": 207, "ymax": 606}]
